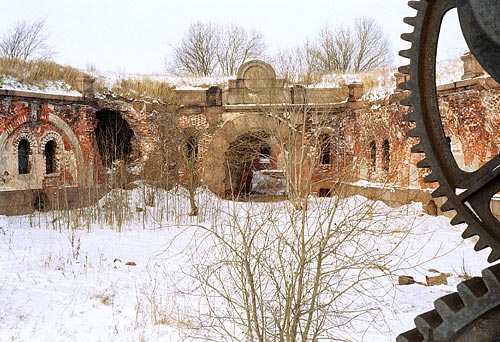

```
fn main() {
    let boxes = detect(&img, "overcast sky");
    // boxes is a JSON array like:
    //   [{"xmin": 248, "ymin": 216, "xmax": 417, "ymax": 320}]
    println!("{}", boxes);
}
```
[{"xmin": 0, "ymin": 0, "xmax": 468, "ymax": 74}]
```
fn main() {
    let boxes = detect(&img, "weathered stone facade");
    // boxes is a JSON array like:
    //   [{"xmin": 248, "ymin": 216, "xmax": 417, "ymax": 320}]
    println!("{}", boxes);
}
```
[{"xmin": 1, "ymin": 55, "xmax": 498, "ymax": 216}]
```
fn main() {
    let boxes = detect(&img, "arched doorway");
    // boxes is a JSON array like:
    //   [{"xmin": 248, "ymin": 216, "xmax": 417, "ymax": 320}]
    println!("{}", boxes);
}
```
[
  {"xmin": 204, "ymin": 113, "xmax": 286, "ymax": 197},
  {"xmin": 224, "ymin": 131, "xmax": 274, "ymax": 197},
  {"xmin": 94, "ymin": 109, "xmax": 135, "ymax": 168}
]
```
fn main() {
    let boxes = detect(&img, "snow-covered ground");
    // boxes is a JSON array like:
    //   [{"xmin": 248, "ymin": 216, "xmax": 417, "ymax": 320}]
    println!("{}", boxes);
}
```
[{"xmin": 0, "ymin": 183, "xmax": 494, "ymax": 341}]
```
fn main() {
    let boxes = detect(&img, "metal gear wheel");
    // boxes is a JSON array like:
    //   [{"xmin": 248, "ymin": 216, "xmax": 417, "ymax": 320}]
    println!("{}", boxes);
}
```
[
  {"xmin": 396, "ymin": 0, "xmax": 500, "ymax": 340},
  {"xmin": 397, "ymin": 264, "xmax": 500, "ymax": 341},
  {"xmin": 399, "ymin": 0, "xmax": 500, "ymax": 263}
]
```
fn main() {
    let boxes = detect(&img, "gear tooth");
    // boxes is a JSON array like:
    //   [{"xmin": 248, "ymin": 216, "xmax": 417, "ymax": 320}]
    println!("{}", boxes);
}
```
[
  {"xmin": 404, "ymin": 110, "xmax": 417, "ymax": 122},
  {"xmin": 396, "ymin": 328, "xmax": 424, "ymax": 342},
  {"xmin": 431, "ymin": 186, "xmax": 446, "ymax": 198},
  {"xmin": 411, "ymin": 143, "xmax": 424, "ymax": 153},
  {"xmin": 401, "ymin": 32, "xmax": 414, "ymax": 43},
  {"xmin": 423, "ymin": 173, "xmax": 438, "ymax": 183},
  {"xmin": 407, "ymin": 128, "xmax": 418, "ymax": 137},
  {"xmin": 416, "ymin": 158, "xmax": 429, "ymax": 168},
  {"xmin": 398, "ymin": 65, "xmax": 410, "ymax": 74},
  {"xmin": 414, "ymin": 310, "xmax": 443, "ymax": 330},
  {"xmin": 399, "ymin": 80, "xmax": 413, "ymax": 91},
  {"xmin": 462, "ymin": 226, "xmax": 477, "ymax": 239},
  {"xmin": 440, "ymin": 199, "xmax": 454, "ymax": 212},
  {"xmin": 486, "ymin": 249, "xmax": 500, "ymax": 263},
  {"xmin": 450, "ymin": 214, "xmax": 466, "ymax": 225},
  {"xmin": 403, "ymin": 16, "xmax": 417, "ymax": 26},
  {"xmin": 457, "ymin": 277, "xmax": 488, "ymax": 306},
  {"xmin": 400, "ymin": 96, "xmax": 413, "ymax": 106},
  {"xmin": 399, "ymin": 48, "xmax": 412, "ymax": 59},
  {"xmin": 408, "ymin": 1, "xmax": 421, "ymax": 10},
  {"xmin": 482, "ymin": 264, "xmax": 500, "ymax": 289},
  {"xmin": 473, "ymin": 236, "xmax": 489, "ymax": 252},
  {"xmin": 434, "ymin": 293, "xmax": 464, "ymax": 317}
]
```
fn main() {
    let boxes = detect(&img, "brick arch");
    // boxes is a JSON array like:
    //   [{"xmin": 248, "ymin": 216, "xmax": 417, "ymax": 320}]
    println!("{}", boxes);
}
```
[
  {"xmin": 95, "ymin": 103, "xmax": 157, "ymax": 165},
  {"xmin": 0, "ymin": 113, "xmax": 86, "ymax": 186},
  {"xmin": 204, "ymin": 113, "xmax": 285, "ymax": 196},
  {"xmin": 40, "ymin": 131, "xmax": 63, "ymax": 151},
  {"xmin": 11, "ymin": 128, "xmax": 39, "ymax": 153}
]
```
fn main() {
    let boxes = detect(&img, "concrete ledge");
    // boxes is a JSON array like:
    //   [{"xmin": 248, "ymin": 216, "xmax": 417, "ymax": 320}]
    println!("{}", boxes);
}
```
[
  {"xmin": 338, "ymin": 183, "xmax": 433, "ymax": 208},
  {"xmin": 0, "ymin": 89, "xmax": 84, "ymax": 102},
  {"xmin": 0, "ymin": 186, "xmax": 108, "ymax": 216}
]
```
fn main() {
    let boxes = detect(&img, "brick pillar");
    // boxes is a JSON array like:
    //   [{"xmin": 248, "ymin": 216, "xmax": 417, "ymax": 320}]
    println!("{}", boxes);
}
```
[
  {"xmin": 76, "ymin": 74, "xmax": 95, "ymax": 98},
  {"xmin": 348, "ymin": 82, "xmax": 364, "ymax": 102},
  {"xmin": 461, "ymin": 51, "xmax": 484, "ymax": 80}
]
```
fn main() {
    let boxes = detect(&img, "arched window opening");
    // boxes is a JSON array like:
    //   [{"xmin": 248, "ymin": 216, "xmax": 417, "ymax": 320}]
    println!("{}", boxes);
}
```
[
  {"xmin": 18, "ymin": 139, "xmax": 30, "ymax": 174},
  {"xmin": 45, "ymin": 140, "xmax": 57, "ymax": 174},
  {"xmin": 187, "ymin": 135, "xmax": 199, "ymax": 162},
  {"xmin": 319, "ymin": 133, "xmax": 332, "ymax": 165},
  {"xmin": 382, "ymin": 139, "xmax": 390, "ymax": 171},
  {"xmin": 370, "ymin": 140, "xmax": 376, "ymax": 170}
]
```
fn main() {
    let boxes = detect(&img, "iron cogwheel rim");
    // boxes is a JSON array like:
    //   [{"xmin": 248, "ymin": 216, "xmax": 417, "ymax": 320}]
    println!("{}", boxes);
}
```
[
  {"xmin": 397, "ymin": 264, "xmax": 500, "ymax": 341},
  {"xmin": 399, "ymin": 0, "xmax": 500, "ymax": 262},
  {"xmin": 396, "ymin": 0, "xmax": 500, "ymax": 340}
]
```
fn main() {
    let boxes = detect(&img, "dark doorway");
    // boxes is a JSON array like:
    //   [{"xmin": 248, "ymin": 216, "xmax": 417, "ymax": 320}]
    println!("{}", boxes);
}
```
[
  {"xmin": 225, "ymin": 131, "xmax": 272, "ymax": 198},
  {"xmin": 318, "ymin": 188, "xmax": 332, "ymax": 197},
  {"xmin": 18, "ymin": 139, "xmax": 30, "ymax": 174},
  {"xmin": 94, "ymin": 109, "xmax": 135, "ymax": 168}
]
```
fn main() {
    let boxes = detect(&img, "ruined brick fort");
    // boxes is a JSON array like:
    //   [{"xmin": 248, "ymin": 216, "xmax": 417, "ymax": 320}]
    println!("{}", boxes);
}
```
[{"xmin": 1, "ymin": 54, "xmax": 499, "ymax": 216}]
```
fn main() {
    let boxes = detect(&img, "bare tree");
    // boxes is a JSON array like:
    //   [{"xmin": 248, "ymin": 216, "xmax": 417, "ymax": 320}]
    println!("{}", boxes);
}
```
[
  {"xmin": 170, "ymin": 22, "xmax": 266, "ymax": 76},
  {"xmin": 143, "ymin": 112, "xmax": 203, "ymax": 216},
  {"xmin": 217, "ymin": 25, "xmax": 266, "ymax": 76},
  {"xmin": 0, "ymin": 18, "xmax": 56, "ymax": 61},
  {"xmin": 315, "ymin": 17, "xmax": 392, "ymax": 73},
  {"xmin": 274, "ymin": 40, "xmax": 321, "ymax": 85},
  {"xmin": 182, "ymin": 128, "xmax": 203, "ymax": 216},
  {"xmin": 352, "ymin": 17, "xmax": 392, "ymax": 72},
  {"xmin": 172, "ymin": 22, "xmax": 221, "ymax": 76}
]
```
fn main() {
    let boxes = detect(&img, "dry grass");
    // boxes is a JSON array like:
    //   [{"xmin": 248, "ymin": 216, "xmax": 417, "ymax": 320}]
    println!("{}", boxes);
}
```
[
  {"xmin": 111, "ymin": 77, "xmax": 179, "ymax": 104},
  {"xmin": 0, "ymin": 57, "xmax": 83, "ymax": 90},
  {"xmin": 0, "ymin": 58, "xmax": 179, "ymax": 104},
  {"xmin": 357, "ymin": 68, "xmax": 395, "ymax": 99}
]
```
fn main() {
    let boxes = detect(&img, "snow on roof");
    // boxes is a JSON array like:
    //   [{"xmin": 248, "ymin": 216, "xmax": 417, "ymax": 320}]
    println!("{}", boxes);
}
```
[
  {"xmin": 0, "ymin": 76, "xmax": 82, "ymax": 97},
  {"xmin": 0, "ymin": 57, "xmax": 467, "ymax": 101}
]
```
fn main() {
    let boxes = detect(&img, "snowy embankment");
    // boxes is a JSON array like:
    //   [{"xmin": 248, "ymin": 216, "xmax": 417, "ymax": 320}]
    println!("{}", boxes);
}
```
[{"xmin": 0, "ymin": 184, "xmax": 493, "ymax": 341}]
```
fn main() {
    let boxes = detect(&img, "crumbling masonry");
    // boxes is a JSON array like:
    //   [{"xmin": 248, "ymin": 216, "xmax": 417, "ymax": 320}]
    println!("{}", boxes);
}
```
[{"xmin": 0, "ymin": 56, "xmax": 499, "ymax": 216}]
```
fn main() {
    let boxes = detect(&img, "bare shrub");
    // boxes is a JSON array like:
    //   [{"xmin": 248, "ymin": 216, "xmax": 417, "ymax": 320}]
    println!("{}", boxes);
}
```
[
  {"xmin": 165, "ymin": 195, "xmax": 415, "ymax": 341},
  {"xmin": 142, "ymin": 112, "xmax": 204, "ymax": 216}
]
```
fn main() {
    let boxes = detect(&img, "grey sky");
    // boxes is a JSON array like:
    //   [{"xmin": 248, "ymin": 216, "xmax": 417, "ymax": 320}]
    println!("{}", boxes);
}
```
[{"xmin": 0, "ymin": 0, "xmax": 468, "ymax": 74}]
